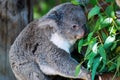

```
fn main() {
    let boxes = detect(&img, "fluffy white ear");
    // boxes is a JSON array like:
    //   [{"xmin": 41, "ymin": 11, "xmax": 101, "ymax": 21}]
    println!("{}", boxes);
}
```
[{"xmin": 37, "ymin": 19, "xmax": 58, "ymax": 29}]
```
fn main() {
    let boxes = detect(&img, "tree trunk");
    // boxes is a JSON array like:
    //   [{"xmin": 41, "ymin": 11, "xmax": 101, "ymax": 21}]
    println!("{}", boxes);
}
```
[{"xmin": 0, "ymin": 0, "xmax": 33, "ymax": 80}]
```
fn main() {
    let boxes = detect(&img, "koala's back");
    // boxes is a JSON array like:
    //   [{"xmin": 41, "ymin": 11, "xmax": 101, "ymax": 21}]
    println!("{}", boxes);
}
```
[
  {"xmin": 9, "ymin": 19, "xmax": 76, "ymax": 80},
  {"xmin": 9, "ymin": 19, "xmax": 53, "ymax": 80}
]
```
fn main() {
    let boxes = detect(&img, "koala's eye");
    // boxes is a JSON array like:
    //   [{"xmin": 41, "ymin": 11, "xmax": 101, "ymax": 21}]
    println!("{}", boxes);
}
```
[
  {"xmin": 73, "ymin": 25, "xmax": 77, "ymax": 28},
  {"xmin": 72, "ymin": 25, "xmax": 79, "ymax": 31}
]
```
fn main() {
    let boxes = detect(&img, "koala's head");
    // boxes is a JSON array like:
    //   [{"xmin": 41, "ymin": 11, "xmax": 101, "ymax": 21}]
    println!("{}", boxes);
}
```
[{"xmin": 46, "ymin": 2, "xmax": 87, "ymax": 45}]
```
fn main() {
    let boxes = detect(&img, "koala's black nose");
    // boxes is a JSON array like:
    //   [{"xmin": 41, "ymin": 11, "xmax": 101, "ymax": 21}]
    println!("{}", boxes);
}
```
[{"xmin": 82, "ymin": 24, "xmax": 88, "ymax": 36}]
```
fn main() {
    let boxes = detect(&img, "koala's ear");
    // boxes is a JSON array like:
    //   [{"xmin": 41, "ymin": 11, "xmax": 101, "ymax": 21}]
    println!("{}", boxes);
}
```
[
  {"xmin": 37, "ymin": 19, "xmax": 58, "ymax": 32},
  {"xmin": 46, "ymin": 10, "xmax": 63, "ymax": 22}
]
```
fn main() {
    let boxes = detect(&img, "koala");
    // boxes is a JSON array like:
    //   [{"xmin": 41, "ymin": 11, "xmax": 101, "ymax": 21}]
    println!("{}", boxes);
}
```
[{"xmin": 9, "ymin": 2, "xmax": 91, "ymax": 80}]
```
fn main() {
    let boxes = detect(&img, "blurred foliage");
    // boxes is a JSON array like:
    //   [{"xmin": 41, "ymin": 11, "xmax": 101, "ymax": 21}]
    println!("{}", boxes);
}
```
[{"xmin": 33, "ymin": 0, "xmax": 69, "ymax": 19}]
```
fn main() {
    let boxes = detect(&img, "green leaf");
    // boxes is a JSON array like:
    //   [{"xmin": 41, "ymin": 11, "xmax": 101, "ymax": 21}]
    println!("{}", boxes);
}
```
[
  {"xmin": 111, "ymin": 11, "xmax": 116, "ymax": 19},
  {"xmin": 100, "ymin": 17, "xmax": 113, "ymax": 29},
  {"xmin": 93, "ymin": 18, "xmax": 102, "ymax": 31},
  {"xmin": 87, "ymin": 60, "xmax": 92, "ymax": 69},
  {"xmin": 83, "ymin": 32, "xmax": 95, "ymax": 46},
  {"xmin": 88, "ymin": 6, "xmax": 101, "ymax": 20},
  {"xmin": 109, "ymin": 26, "xmax": 117, "ymax": 35},
  {"xmin": 111, "ymin": 41, "xmax": 117, "ymax": 51},
  {"xmin": 75, "ymin": 64, "xmax": 81, "ymax": 77},
  {"xmin": 102, "ymin": 18, "xmax": 113, "ymax": 25},
  {"xmin": 116, "ymin": 20, "xmax": 120, "ymax": 30},
  {"xmin": 85, "ymin": 38, "xmax": 97, "ymax": 57},
  {"xmin": 86, "ymin": 52, "xmax": 96, "ymax": 60},
  {"xmin": 116, "ymin": 19, "xmax": 120, "ymax": 26},
  {"xmin": 85, "ymin": 45, "xmax": 92, "ymax": 57},
  {"xmin": 92, "ymin": 57, "xmax": 101, "ymax": 80},
  {"xmin": 99, "ymin": 45, "xmax": 107, "ymax": 71},
  {"xmin": 92, "ymin": 43, "xmax": 98, "ymax": 54},
  {"xmin": 117, "ymin": 56, "xmax": 120, "ymax": 71},
  {"xmin": 86, "ymin": 52, "xmax": 96, "ymax": 69},
  {"xmin": 99, "ymin": 45, "xmax": 106, "ymax": 61},
  {"xmin": 78, "ymin": 39, "xmax": 84, "ymax": 53},
  {"xmin": 71, "ymin": 0, "xmax": 80, "ymax": 5},
  {"xmin": 87, "ymin": 32, "xmax": 94, "ymax": 42},
  {"xmin": 98, "ymin": 14, "xmax": 104, "ymax": 23},
  {"xmin": 105, "ymin": 5, "xmax": 115, "ymax": 18},
  {"xmin": 101, "ymin": 31, "xmax": 107, "ymax": 42},
  {"xmin": 104, "ymin": 35, "xmax": 116, "ymax": 49},
  {"xmin": 82, "ymin": 39, "xmax": 88, "ymax": 46},
  {"xmin": 108, "ymin": 63, "xmax": 116, "ymax": 71}
]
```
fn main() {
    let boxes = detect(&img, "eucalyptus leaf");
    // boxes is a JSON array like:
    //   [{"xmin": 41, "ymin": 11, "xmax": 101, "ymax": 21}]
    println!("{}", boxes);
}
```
[
  {"xmin": 101, "ymin": 18, "xmax": 113, "ymax": 28},
  {"xmin": 111, "ymin": 42, "xmax": 117, "ymax": 51},
  {"xmin": 85, "ymin": 45, "xmax": 92, "ymax": 57},
  {"xmin": 99, "ymin": 45, "xmax": 106, "ymax": 61},
  {"xmin": 101, "ymin": 31, "xmax": 107, "ymax": 41},
  {"xmin": 108, "ymin": 63, "xmax": 116, "ymax": 71},
  {"xmin": 117, "ymin": 56, "xmax": 120, "ymax": 71},
  {"xmin": 105, "ymin": 5, "xmax": 114, "ymax": 17},
  {"xmin": 92, "ymin": 57, "xmax": 101, "ymax": 80},
  {"xmin": 94, "ymin": 18, "xmax": 101, "ymax": 31},
  {"xmin": 99, "ymin": 45, "xmax": 107, "ymax": 71},
  {"xmin": 92, "ymin": 43, "xmax": 98, "ymax": 54},
  {"xmin": 86, "ymin": 52, "xmax": 96, "ymax": 60},
  {"xmin": 109, "ymin": 26, "xmax": 117, "ymax": 35},
  {"xmin": 102, "ymin": 18, "xmax": 113, "ymax": 25},
  {"xmin": 87, "ymin": 32, "xmax": 94, "ymax": 42},
  {"xmin": 88, "ymin": 6, "xmax": 100, "ymax": 20},
  {"xmin": 104, "ymin": 35, "xmax": 116, "ymax": 49},
  {"xmin": 116, "ymin": 19, "xmax": 120, "ymax": 26},
  {"xmin": 85, "ymin": 38, "xmax": 97, "ymax": 57},
  {"xmin": 75, "ymin": 64, "xmax": 81, "ymax": 77},
  {"xmin": 78, "ymin": 39, "xmax": 83, "ymax": 53},
  {"xmin": 87, "ymin": 52, "xmax": 97, "ymax": 69}
]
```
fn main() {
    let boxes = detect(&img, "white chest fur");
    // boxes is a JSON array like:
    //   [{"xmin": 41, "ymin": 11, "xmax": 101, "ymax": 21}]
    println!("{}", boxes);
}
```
[{"xmin": 50, "ymin": 33, "xmax": 72, "ymax": 53}]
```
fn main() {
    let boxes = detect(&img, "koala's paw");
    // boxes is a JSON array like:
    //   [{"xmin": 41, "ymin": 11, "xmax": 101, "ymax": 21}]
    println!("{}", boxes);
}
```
[{"xmin": 78, "ymin": 67, "xmax": 91, "ymax": 80}]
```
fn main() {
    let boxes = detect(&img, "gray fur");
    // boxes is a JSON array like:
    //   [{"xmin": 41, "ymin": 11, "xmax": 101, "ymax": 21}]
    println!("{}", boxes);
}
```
[{"xmin": 9, "ymin": 2, "xmax": 91, "ymax": 80}]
